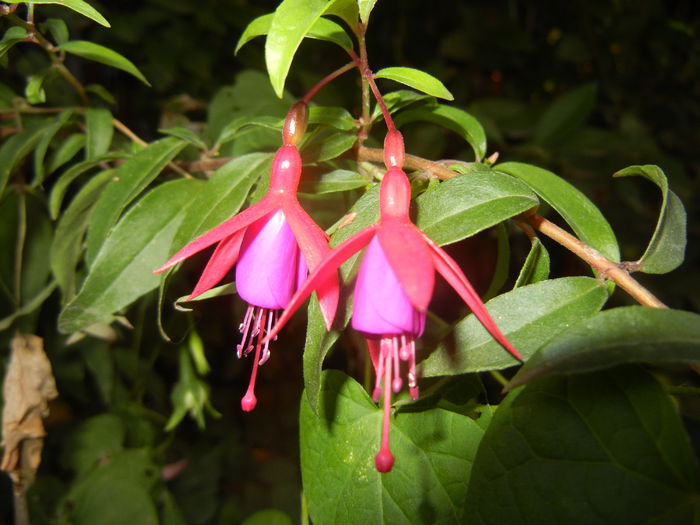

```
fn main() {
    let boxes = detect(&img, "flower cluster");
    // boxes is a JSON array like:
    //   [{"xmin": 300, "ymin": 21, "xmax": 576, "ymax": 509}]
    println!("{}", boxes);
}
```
[{"xmin": 158, "ymin": 110, "xmax": 520, "ymax": 473}]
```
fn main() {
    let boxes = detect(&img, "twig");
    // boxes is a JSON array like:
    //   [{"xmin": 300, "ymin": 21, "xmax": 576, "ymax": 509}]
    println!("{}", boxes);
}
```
[
  {"xmin": 519, "ymin": 213, "xmax": 668, "ymax": 309},
  {"xmin": 112, "ymin": 118, "xmax": 192, "ymax": 179}
]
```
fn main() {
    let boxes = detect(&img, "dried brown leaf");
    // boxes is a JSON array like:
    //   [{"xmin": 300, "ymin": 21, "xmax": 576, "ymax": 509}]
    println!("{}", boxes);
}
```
[{"xmin": 1, "ymin": 334, "xmax": 58, "ymax": 489}]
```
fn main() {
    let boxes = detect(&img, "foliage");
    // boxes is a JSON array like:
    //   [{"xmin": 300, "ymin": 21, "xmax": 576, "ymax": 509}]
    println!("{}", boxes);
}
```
[{"xmin": 0, "ymin": 0, "xmax": 698, "ymax": 524}]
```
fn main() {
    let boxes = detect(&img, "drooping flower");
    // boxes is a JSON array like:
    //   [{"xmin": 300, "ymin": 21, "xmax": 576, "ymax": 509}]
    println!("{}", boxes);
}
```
[
  {"xmin": 155, "ymin": 103, "xmax": 339, "ymax": 412},
  {"xmin": 265, "ymin": 130, "xmax": 521, "ymax": 472}
]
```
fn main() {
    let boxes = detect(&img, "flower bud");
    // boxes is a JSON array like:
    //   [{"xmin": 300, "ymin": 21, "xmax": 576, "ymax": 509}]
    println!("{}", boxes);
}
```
[
  {"xmin": 383, "ymin": 129, "xmax": 405, "ymax": 169},
  {"xmin": 282, "ymin": 101, "xmax": 309, "ymax": 146}
]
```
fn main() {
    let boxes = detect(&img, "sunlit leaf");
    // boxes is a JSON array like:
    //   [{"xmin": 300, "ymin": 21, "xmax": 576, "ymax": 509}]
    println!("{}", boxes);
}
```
[
  {"xmin": 265, "ymin": 0, "xmax": 331, "ymax": 97},
  {"xmin": 614, "ymin": 165, "xmax": 686, "ymax": 273},
  {"xmin": 236, "ymin": 12, "xmax": 353, "ymax": 54},
  {"xmin": 375, "ymin": 66, "xmax": 453, "ymax": 100},
  {"xmin": 357, "ymin": 0, "xmax": 377, "ymax": 24},
  {"xmin": 5, "ymin": 0, "xmax": 110, "ymax": 27}
]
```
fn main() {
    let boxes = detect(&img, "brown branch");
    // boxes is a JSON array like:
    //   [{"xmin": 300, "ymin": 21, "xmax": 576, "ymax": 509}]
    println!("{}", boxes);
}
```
[{"xmin": 518, "ymin": 214, "xmax": 668, "ymax": 309}]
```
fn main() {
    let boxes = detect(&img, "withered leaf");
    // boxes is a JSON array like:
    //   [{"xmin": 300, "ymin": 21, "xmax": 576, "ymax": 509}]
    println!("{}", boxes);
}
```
[{"xmin": 1, "ymin": 334, "xmax": 58, "ymax": 488}]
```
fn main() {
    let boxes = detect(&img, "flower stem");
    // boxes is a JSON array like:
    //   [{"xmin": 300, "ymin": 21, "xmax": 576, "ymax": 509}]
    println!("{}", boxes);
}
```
[{"xmin": 301, "ymin": 61, "xmax": 357, "ymax": 103}]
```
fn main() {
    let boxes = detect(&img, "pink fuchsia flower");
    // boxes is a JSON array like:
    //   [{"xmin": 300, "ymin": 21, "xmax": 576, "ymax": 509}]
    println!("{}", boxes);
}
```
[
  {"xmin": 155, "ymin": 103, "xmax": 339, "ymax": 412},
  {"xmin": 265, "ymin": 130, "xmax": 522, "ymax": 473}
]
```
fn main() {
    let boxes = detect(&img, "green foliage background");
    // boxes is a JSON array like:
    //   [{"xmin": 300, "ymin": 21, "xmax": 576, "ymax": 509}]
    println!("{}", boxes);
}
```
[{"xmin": 0, "ymin": 0, "xmax": 699, "ymax": 523}]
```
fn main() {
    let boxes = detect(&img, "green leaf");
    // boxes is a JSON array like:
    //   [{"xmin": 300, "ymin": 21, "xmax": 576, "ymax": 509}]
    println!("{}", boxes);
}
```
[
  {"xmin": 59, "ymin": 41, "xmax": 150, "ymax": 86},
  {"xmin": 86, "ymin": 107, "xmax": 114, "ymax": 160},
  {"xmin": 483, "ymin": 223, "xmax": 510, "ymax": 301},
  {"xmin": 158, "ymin": 126, "xmax": 207, "ymax": 150},
  {"xmin": 302, "ymin": 130, "xmax": 356, "ymax": 163},
  {"xmin": 496, "ymin": 161, "xmax": 620, "ymax": 262},
  {"xmin": 465, "ymin": 367, "xmax": 700, "ymax": 523},
  {"xmin": 47, "ymin": 132, "xmax": 86, "ymax": 174},
  {"xmin": 265, "ymin": 0, "xmax": 329, "ymax": 98},
  {"xmin": 42, "ymin": 18, "xmax": 70, "ymax": 45},
  {"xmin": 301, "ymin": 370, "xmax": 489, "ymax": 524},
  {"xmin": 514, "ymin": 236, "xmax": 550, "ymax": 288},
  {"xmin": 59, "ymin": 178, "xmax": 202, "ymax": 333},
  {"xmin": 241, "ymin": 510, "xmax": 292, "ymax": 525},
  {"xmin": 63, "ymin": 450, "xmax": 158, "ymax": 525},
  {"xmin": 214, "ymin": 115, "xmax": 282, "ymax": 151},
  {"xmin": 51, "ymin": 169, "xmax": 115, "ymax": 298},
  {"xmin": 85, "ymin": 137, "xmax": 186, "ymax": 266},
  {"xmin": 0, "ymin": 26, "xmax": 28, "ymax": 60},
  {"xmin": 510, "ymin": 306, "xmax": 700, "ymax": 388},
  {"xmin": 5, "ymin": 0, "xmax": 110, "ymax": 27},
  {"xmin": 170, "ymin": 153, "xmax": 272, "ymax": 250},
  {"xmin": 308, "ymin": 105, "xmax": 356, "ymax": 131},
  {"xmin": 395, "ymin": 104, "xmax": 487, "ymax": 161},
  {"xmin": 0, "ymin": 280, "xmax": 57, "ymax": 332},
  {"xmin": 236, "ymin": 12, "xmax": 353, "ymax": 54},
  {"xmin": 25, "ymin": 72, "xmax": 47, "ymax": 104},
  {"xmin": 32, "ymin": 109, "xmax": 74, "ymax": 187},
  {"xmin": 302, "ymin": 297, "xmax": 342, "ymax": 415},
  {"xmin": 534, "ymin": 82, "xmax": 597, "ymax": 146},
  {"xmin": 376, "ymin": 89, "xmax": 432, "ymax": 119},
  {"xmin": 49, "ymin": 154, "xmax": 123, "ymax": 219},
  {"xmin": 323, "ymin": 0, "xmax": 359, "ymax": 31},
  {"xmin": 419, "ymin": 277, "xmax": 609, "ymax": 376},
  {"xmin": 375, "ymin": 66, "xmax": 453, "ymax": 101},
  {"xmin": 0, "ymin": 120, "xmax": 56, "ymax": 195},
  {"xmin": 300, "ymin": 169, "xmax": 369, "ymax": 194},
  {"xmin": 614, "ymin": 165, "xmax": 686, "ymax": 273},
  {"xmin": 415, "ymin": 170, "xmax": 538, "ymax": 245},
  {"xmin": 63, "ymin": 414, "xmax": 125, "ymax": 474},
  {"xmin": 357, "ymin": 0, "xmax": 377, "ymax": 24}
]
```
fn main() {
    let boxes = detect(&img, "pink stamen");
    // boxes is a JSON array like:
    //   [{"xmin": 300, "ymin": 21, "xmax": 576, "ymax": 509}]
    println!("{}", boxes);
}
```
[
  {"xmin": 241, "ymin": 309, "xmax": 268, "ymax": 412},
  {"xmin": 391, "ymin": 337, "xmax": 402, "ymax": 392},
  {"xmin": 407, "ymin": 338, "xmax": 419, "ymax": 400},
  {"xmin": 375, "ymin": 350, "xmax": 395, "ymax": 473},
  {"xmin": 237, "ymin": 305, "xmax": 255, "ymax": 358}
]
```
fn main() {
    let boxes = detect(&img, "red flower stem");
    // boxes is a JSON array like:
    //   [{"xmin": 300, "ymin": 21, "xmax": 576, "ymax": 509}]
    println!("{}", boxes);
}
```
[{"xmin": 301, "ymin": 61, "xmax": 358, "ymax": 103}]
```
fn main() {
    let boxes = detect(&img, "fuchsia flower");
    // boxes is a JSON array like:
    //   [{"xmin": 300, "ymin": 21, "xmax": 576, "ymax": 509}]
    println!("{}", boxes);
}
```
[
  {"xmin": 156, "ymin": 103, "xmax": 339, "ymax": 412},
  {"xmin": 265, "ymin": 131, "xmax": 522, "ymax": 473}
]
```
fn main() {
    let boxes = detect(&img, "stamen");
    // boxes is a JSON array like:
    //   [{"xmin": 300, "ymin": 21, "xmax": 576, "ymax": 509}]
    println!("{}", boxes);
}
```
[
  {"xmin": 373, "ymin": 338, "xmax": 387, "ymax": 402},
  {"xmin": 391, "ymin": 336, "xmax": 402, "ymax": 393},
  {"xmin": 407, "ymin": 338, "xmax": 419, "ymax": 400},
  {"xmin": 241, "ymin": 309, "xmax": 268, "ymax": 412},
  {"xmin": 375, "ymin": 350, "xmax": 395, "ymax": 473},
  {"xmin": 399, "ymin": 334, "xmax": 410, "ymax": 361},
  {"xmin": 258, "ymin": 310, "xmax": 275, "ymax": 365},
  {"xmin": 237, "ymin": 305, "xmax": 255, "ymax": 358}
]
